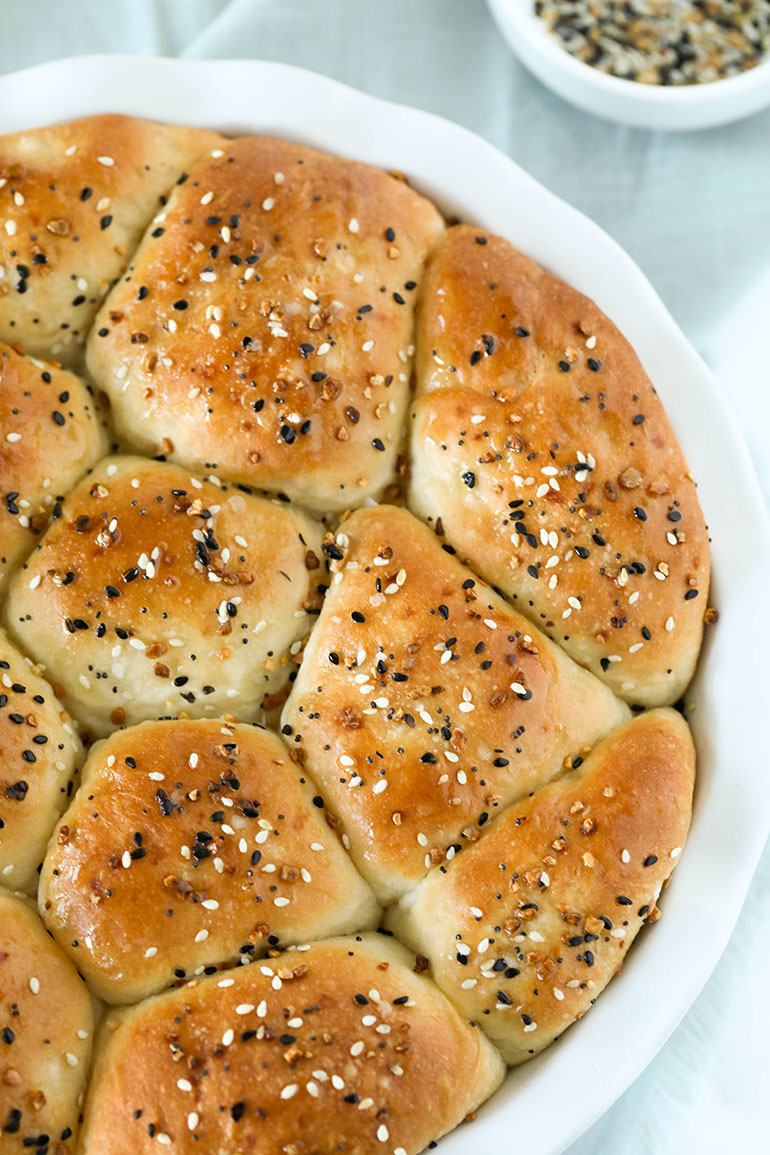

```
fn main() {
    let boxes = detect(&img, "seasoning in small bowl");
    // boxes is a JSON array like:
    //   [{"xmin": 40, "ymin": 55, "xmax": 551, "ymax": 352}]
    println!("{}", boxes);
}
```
[{"xmin": 535, "ymin": 0, "xmax": 770, "ymax": 85}]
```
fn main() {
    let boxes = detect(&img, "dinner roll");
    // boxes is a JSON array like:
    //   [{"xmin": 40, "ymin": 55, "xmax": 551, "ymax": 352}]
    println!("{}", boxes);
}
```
[
  {"xmin": 77, "ymin": 934, "xmax": 504, "ymax": 1155},
  {"xmin": 281, "ymin": 505, "xmax": 629, "ymax": 903},
  {"xmin": 0, "ymin": 629, "xmax": 82, "ymax": 894},
  {"xmin": 0, "ymin": 115, "xmax": 222, "ymax": 365},
  {"xmin": 86, "ymin": 135, "xmax": 445, "ymax": 512},
  {"xmin": 0, "ymin": 892, "xmax": 93, "ymax": 1152},
  {"xmin": 4, "ymin": 455, "xmax": 324, "ymax": 736},
  {"xmin": 410, "ymin": 226, "xmax": 710, "ymax": 707},
  {"xmin": 0, "ymin": 342, "xmax": 106, "ymax": 589},
  {"xmin": 386, "ymin": 709, "xmax": 694, "ymax": 1064},
  {"xmin": 40, "ymin": 719, "xmax": 379, "ymax": 1004}
]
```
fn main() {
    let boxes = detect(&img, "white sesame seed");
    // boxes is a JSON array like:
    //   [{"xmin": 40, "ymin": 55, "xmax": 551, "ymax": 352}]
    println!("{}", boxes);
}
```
[
  {"xmin": 6, "ymin": 432, "xmax": 21, "ymax": 442},
  {"xmin": 29, "ymin": 977, "xmax": 40, "ymax": 994},
  {"xmin": 281, "ymin": 1084, "xmax": 298, "ymax": 1100},
  {"xmin": 187, "ymin": 1112, "xmax": 199, "ymax": 1131},
  {"xmin": 177, "ymin": 1078, "xmax": 193, "ymax": 1092},
  {"xmin": 348, "ymin": 218, "xmax": 359, "ymax": 233},
  {"xmin": 670, "ymin": 846, "xmax": 682, "ymax": 858},
  {"xmin": 274, "ymin": 896, "xmax": 290, "ymax": 907},
  {"xmin": 65, "ymin": 1052, "xmax": 78, "ymax": 1067},
  {"xmin": 236, "ymin": 1003, "xmax": 255, "ymax": 1015},
  {"xmin": 377, "ymin": 1125, "xmax": 389, "ymax": 1142},
  {"xmin": 194, "ymin": 928, "xmax": 209, "ymax": 942},
  {"xmin": 200, "ymin": 190, "xmax": 214, "ymax": 205},
  {"xmin": 332, "ymin": 1075, "xmax": 345, "ymax": 1090},
  {"xmin": 201, "ymin": 899, "xmax": 219, "ymax": 911},
  {"xmin": 350, "ymin": 1040, "xmax": 365, "ymax": 1056},
  {"xmin": 222, "ymin": 1028, "xmax": 234, "ymax": 1046},
  {"xmin": 665, "ymin": 616, "xmax": 675, "ymax": 632},
  {"xmin": 97, "ymin": 155, "xmax": 114, "ymax": 166},
  {"xmin": 144, "ymin": 947, "xmax": 158, "ymax": 958},
  {"xmin": 262, "ymin": 197, "xmax": 275, "ymax": 211},
  {"xmin": 621, "ymin": 849, "xmax": 631, "ymax": 863}
]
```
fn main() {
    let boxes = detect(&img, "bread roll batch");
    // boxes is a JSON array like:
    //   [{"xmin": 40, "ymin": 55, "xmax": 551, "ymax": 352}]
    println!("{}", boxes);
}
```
[{"xmin": 0, "ymin": 114, "xmax": 710, "ymax": 1153}]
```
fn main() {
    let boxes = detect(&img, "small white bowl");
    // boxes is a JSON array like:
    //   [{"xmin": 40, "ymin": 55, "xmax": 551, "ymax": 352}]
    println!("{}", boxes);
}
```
[{"xmin": 487, "ymin": 0, "xmax": 770, "ymax": 130}]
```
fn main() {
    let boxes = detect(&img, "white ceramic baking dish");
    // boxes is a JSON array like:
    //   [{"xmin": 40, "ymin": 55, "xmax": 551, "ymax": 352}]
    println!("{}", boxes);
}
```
[{"xmin": 0, "ymin": 56, "xmax": 768, "ymax": 1155}]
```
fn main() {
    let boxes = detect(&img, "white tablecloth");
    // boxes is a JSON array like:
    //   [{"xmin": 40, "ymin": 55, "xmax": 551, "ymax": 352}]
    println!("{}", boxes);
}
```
[{"xmin": 1, "ymin": 3, "xmax": 768, "ymax": 1151}]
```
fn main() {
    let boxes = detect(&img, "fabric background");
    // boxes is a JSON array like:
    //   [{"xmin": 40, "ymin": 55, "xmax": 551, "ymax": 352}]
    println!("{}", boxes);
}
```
[{"xmin": 1, "ymin": 2, "xmax": 767, "ymax": 1151}]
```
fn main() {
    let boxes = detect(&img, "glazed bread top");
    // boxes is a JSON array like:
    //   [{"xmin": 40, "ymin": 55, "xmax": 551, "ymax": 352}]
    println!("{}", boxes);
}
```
[
  {"xmin": 411, "ymin": 225, "xmax": 710, "ymax": 707},
  {"xmin": 77, "ymin": 934, "xmax": 505, "ymax": 1155},
  {"xmin": 282, "ymin": 504, "xmax": 629, "ymax": 902},
  {"xmin": 0, "ymin": 892, "xmax": 93, "ymax": 1153},
  {"xmin": 86, "ymin": 135, "xmax": 445, "ymax": 512},
  {"xmin": 0, "ymin": 342, "xmax": 106, "ymax": 589},
  {"xmin": 40, "ymin": 719, "xmax": 379, "ymax": 1004},
  {"xmin": 386, "ymin": 709, "xmax": 695, "ymax": 1064},
  {"xmin": 0, "ymin": 114, "xmax": 222, "ymax": 364},
  {"xmin": 3, "ymin": 455, "xmax": 324, "ymax": 735},
  {"xmin": 0, "ymin": 629, "xmax": 82, "ymax": 894}
]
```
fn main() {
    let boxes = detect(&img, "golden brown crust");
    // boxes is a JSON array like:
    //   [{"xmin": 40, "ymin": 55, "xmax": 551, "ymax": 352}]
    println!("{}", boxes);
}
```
[
  {"xmin": 86, "ymin": 135, "xmax": 445, "ymax": 511},
  {"xmin": 0, "ymin": 115, "xmax": 222, "ymax": 364},
  {"xmin": 0, "ymin": 892, "xmax": 93, "ymax": 1152},
  {"xmin": 0, "ymin": 342, "xmax": 106, "ymax": 589},
  {"xmin": 3, "ymin": 455, "xmax": 324, "ymax": 736},
  {"xmin": 40, "ymin": 719, "xmax": 379, "ymax": 1004},
  {"xmin": 282, "ymin": 505, "xmax": 629, "ymax": 902},
  {"xmin": 0, "ymin": 629, "xmax": 82, "ymax": 894},
  {"xmin": 386, "ymin": 709, "xmax": 695, "ymax": 1064},
  {"xmin": 411, "ymin": 225, "xmax": 710, "ymax": 706},
  {"xmin": 77, "ymin": 934, "xmax": 504, "ymax": 1155}
]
